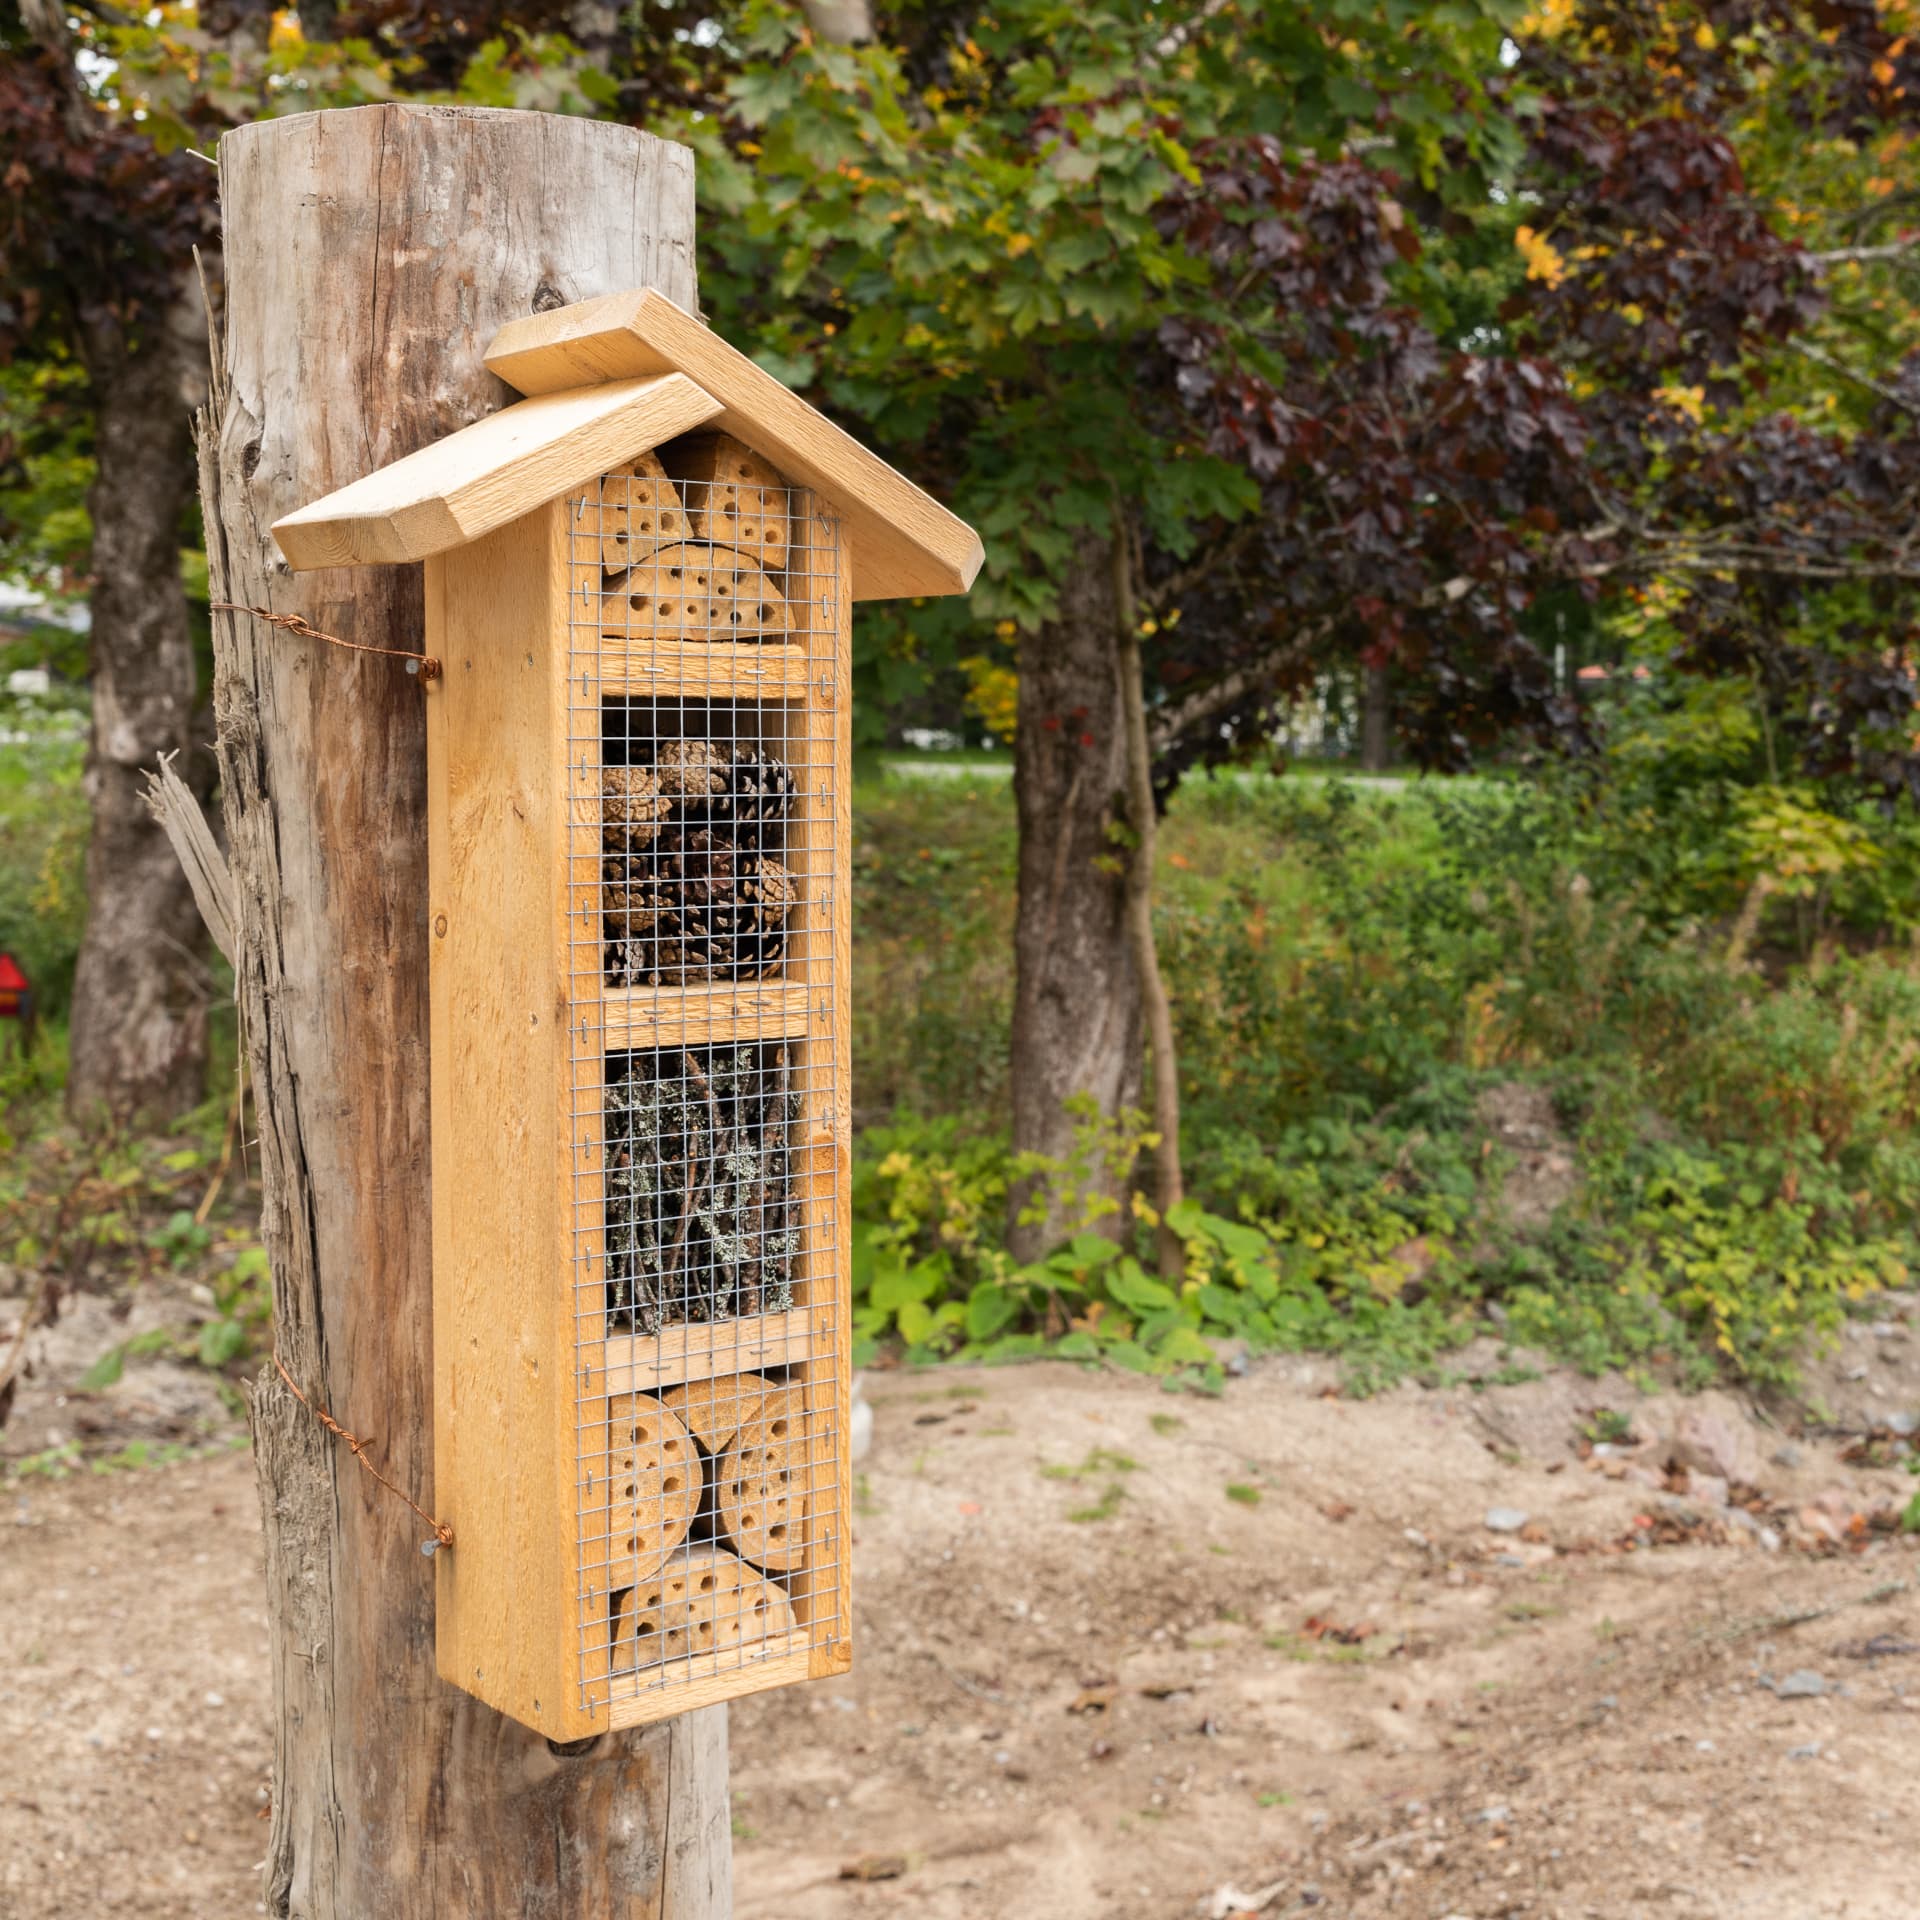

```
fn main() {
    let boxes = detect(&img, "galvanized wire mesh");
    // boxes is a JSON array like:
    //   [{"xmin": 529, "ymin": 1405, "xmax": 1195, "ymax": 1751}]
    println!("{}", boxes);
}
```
[{"xmin": 566, "ymin": 459, "xmax": 844, "ymax": 1713}]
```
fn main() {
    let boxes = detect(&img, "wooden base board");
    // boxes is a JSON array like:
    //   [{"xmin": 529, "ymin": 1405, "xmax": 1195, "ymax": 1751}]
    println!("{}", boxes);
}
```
[
  {"xmin": 597, "ymin": 1306, "xmax": 815, "ymax": 1393},
  {"xmin": 605, "ymin": 1640, "xmax": 813, "ymax": 1727}
]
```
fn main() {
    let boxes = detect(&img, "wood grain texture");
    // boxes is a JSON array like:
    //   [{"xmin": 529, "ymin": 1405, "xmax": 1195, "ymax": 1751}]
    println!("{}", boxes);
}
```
[
  {"xmin": 784, "ymin": 495, "xmax": 854, "ymax": 1670},
  {"xmin": 590, "ymin": 636, "xmax": 810, "ymax": 699},
  {"xmin": 599, "ymin": 1309, "xmax": 817, "ymax": 1394},
  {"xmin": 427, "ymin": 504, "xmax": 587, "ymax": 1738},
  {"xmin": 601, "ymin": 980, "xmax": 811, "ymax": 1048},
  {"xmin": 273, "ymin": 374, "xmax": 721, "ymax": 569},
  {"xmin": 204, "ymin": 104, "xmax": 728, "ymax": 1920},
  {"xmin": 608, "ymin": 1647, "xmax": 811, "ymax": 1730},
  {"xmin": 485, "ymin": 289, "xmax": 983, "ymax": 601}
]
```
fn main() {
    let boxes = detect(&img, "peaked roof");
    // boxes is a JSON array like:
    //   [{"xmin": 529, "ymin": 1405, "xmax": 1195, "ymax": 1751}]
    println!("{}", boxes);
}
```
[{"xmin": 273, "ymin": 292, "xmax": 982, "ymax": 602}]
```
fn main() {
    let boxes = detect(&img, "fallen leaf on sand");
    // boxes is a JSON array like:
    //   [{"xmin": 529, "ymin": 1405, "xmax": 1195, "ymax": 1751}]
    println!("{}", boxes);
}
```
[
  {"xmin": 1303, "ymin": 1616, "xmax": 1375, "ymax": 1646},
  {"xmin": 839, "ymin": 1853, "xmax": 908, "ymax": 1882},
  {"xmin": 1067, "ymin": 1687, "xmax": 1116, "ymax": 1715}
]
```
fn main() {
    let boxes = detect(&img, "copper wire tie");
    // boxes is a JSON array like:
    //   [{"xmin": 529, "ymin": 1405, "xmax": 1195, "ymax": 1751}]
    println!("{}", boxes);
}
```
[
  {"xmin": 212, "ymin": 602, "xmax": 441, "ymax": 681},
  {"xmin": 272, "ymin": 1351, "xmax": 455, "ymax": 1553}
]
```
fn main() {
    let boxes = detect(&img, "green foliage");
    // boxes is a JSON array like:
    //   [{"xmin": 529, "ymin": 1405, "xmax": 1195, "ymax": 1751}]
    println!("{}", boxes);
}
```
[
  {"xmin": 0, "ymin": 676, "xmax": 88, "ymax": 1021},
  {"xmin": 849, "ymin": 765, "xmax": 1920, "ymax": 1388},
  {"xmin": 683, "ymin": 0, "xmax": 1530, "ymax": 719}
]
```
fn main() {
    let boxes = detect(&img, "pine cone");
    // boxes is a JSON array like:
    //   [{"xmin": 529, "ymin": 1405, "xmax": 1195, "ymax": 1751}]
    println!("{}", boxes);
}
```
[
  {"xmin": 724, "ymin": 749, "xmax": 797, "ymax": 829},
  {"xmin": 654, "ymin": 738, "xmax": 729, "ymax": 799},
  {"xmin": 602, "ymin": 766, "xmax": 669, "ymax": 850},
  {"xmin": 728, "ymin": 858, "xmax": 795, "ymax": 978}
]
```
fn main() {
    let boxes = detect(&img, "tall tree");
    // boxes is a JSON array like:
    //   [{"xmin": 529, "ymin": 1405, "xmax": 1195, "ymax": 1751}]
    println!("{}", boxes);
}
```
[
  {"xmin": 0, "ymin": 0, "xmax": 217, "ymax": 1123},
  {"xmin": 680, "ymin": 0, "xmax": 1535, "ymax": 1248},
  {"xmin": 684, "ymin": 0, "xmax": 1920, "ymax": 1252}
]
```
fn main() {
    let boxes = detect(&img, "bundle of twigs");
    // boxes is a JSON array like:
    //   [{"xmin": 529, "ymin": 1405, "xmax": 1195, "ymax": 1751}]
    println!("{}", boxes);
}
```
[{"xmin": 604, "ymin": 1043, "xmax": 802, "ymax": 1330}]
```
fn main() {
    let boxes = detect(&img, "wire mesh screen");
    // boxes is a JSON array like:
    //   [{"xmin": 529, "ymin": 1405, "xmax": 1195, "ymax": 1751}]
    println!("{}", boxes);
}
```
[{"xmin": 566, "ymin": 445, "xmax": 844, "ymax": 1714}]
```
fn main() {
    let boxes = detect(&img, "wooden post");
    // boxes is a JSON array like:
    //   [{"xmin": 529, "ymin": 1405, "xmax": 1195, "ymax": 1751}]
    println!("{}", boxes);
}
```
[{"xmin": 199, "ymin": 105, "xmax": 730, "ymax": 1918}]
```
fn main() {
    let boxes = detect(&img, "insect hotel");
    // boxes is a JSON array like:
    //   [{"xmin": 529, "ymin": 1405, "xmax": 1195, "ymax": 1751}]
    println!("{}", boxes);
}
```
[{"xmin": 272, "ymin": 290, "xmax": 981, "ymax": 1737}]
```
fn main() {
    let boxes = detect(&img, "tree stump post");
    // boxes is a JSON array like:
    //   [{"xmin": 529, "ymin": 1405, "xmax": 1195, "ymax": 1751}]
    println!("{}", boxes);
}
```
[{"xmin": 200, "ymin": 104, "xmax": 730, "ymax": 1918}]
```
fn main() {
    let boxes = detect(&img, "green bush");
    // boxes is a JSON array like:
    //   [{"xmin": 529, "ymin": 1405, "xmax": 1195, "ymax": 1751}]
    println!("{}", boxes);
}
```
[{"xmin": 849, "ymin": 760, "xmax": 1920, "ymax": 1389}]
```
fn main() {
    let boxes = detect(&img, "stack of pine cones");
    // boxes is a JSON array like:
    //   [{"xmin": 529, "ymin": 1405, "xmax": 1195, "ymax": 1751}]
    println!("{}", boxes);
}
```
[{"xmin": 603, "ymin": 739, "xmax": 798, "ymax": 987}]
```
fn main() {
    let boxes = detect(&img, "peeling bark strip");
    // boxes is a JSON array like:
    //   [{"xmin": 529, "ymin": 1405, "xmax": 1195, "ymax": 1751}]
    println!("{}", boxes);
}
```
[{"xmin": 201, "ymin": 105, "xmax": 727, "ymax": 1919}]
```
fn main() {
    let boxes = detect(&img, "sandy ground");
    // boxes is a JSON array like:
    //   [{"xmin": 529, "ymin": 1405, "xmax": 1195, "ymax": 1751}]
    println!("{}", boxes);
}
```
[{"xmin": 5, "ymin": 1314, "xmax": 1920, "ymax": 1919}]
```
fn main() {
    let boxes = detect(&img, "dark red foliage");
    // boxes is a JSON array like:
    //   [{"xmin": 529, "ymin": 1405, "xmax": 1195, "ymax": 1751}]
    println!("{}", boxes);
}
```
[
  {"xmin": 1141, "ymin": 12, "xmax": 1920, "ymax": 802},
  {"xmin": 0, "ymin": 39, "xmax": 217, "ymax": 364}
]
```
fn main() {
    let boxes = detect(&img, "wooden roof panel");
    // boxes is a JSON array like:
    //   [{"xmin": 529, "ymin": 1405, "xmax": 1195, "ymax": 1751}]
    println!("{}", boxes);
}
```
[
  {"xmin": 484, "ymin": 291, "xmax": 982, "ymax": 602},
  {"xmin": 272, "ymin": 373, "xmax": 722, "ymax": 572}
]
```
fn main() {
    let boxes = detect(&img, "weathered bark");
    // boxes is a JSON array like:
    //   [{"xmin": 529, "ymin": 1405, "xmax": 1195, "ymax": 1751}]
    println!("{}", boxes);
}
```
[
  {"xmin": 1007, "ymin": 528, "xmax": 1141, "ymax": 1260},
  {"xmin": 65, "ymin": 306, "xmax": 212, "ymax": 1125},
  {"xmin": 203, "ymin": 105, "xmax": 725, "ymax": 1919},
  {"xmin": 1110, "ymin": 520, "xmax": 1184, "ymax": 1279}
]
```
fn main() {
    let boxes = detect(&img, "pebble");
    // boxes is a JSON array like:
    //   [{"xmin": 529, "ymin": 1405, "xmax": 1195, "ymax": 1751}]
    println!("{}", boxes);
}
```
[
  {"xmin": 1889, "ymin": 1412, "xmax": 1919, "ymax": 1438},
  {"xmin": 1788, "ymin": 1742, "xmax": 1822, "ymax": 1761},
  {"xmin": 1773, "ymin": 1670, "xmax": 1828, "ymax": 1699},
  {"xmin": 1485, "ymin": 1508, "xmax": 1529, "ymax": 1534},
  {"xmin": 1771, "ymin": 1444, "xmax": 1805, "ymax": 1468}
]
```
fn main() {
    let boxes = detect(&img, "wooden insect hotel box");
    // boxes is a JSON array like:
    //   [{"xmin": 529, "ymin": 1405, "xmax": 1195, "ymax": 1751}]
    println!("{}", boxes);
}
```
[{"xmin": 272, "ymin": 290, "xmax": 981, "ymax": 1736}]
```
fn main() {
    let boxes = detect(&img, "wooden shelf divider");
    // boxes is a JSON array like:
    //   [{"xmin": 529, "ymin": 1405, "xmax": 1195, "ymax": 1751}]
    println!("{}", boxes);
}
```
[
  {"xmin": 600, "ymin": 980, "xmax": 812, "ymax": 1050},
  {"xmin": 596, "ymin": 1305, "xmax": 816, "ymax": 1394},
  {"xmin": 593, "ymin": 633, "xmax": 807, "ymax": 699}
]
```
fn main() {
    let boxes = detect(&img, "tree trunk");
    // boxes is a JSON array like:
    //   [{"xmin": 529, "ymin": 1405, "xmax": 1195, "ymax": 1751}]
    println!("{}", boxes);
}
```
[
  {"xmin": 203, "ymin": 105, "xmax": 727, "ymax": 1919},
  {"xmin": 1110, "ymin": 521, "xmax": 1184, "ymax": 1279},
  {"xmin": 65, "ymin": 314, "xmax": 211, "ymax": 1124},
  {"xmin": 1360, "ymin": 661, "xmax": 1392, "ymax": 772},
  {"xmin": 1007, "ymin": 527, "xmax": 1141, "ymax": 1260}
]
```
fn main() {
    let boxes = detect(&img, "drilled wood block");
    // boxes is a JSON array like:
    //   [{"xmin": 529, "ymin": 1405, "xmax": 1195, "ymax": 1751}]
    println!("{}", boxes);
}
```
[
  {"xmin": 663, "ymin": 434, "xmax": 793, "ymax": 572},
  {"xmin": 590, "ymin": 451, "xmax": 690, "ymax": 568},
  {"xmin": 601, "ymin": 1391, "xmax": 701, "ymax": 1585},
  {"xmin": 603, "ymin": 541, "xmax": 792, "ymax": 637},
  {"xmin": 609, "ymin": 1543, "xmax": 798, "ymax": 1674}
]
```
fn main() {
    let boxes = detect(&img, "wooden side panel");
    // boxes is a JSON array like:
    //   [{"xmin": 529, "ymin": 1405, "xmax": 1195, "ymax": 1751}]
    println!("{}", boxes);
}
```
[
  {"xmin": 786, "ymin": 493, "xmax": 855, "ymax": 1672},
  {"xmin": 429, "ymin": 503, "xmax": 597, "ymax": 1739}
]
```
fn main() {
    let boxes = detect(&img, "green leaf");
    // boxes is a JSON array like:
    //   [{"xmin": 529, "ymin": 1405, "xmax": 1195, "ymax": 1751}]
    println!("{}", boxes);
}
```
[
  {"xmin": 965, "ymin": 1282, "xmax": 1021, "ymax": 1341},
  {"xmin": 79, "ymin": 1343, "xmax": 126, "ymax": 1391},
  {"xmin": 1106, "ymin": 1259, "xmax": 1177, "ymax": 1314},
  {"xmin": 197, "ymin": 1318, "xmax": 248, "ymax": 1370}
]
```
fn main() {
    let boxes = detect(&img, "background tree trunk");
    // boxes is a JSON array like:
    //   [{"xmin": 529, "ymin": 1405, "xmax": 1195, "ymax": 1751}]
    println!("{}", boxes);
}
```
[
  {"xmin": 65, "ymin": 305, "xmax": 211, "ymax": 1124},
  {"xmin": 1110, "ymin": 523, "xmax": 1184, "ymax": 1279},
  {"xmin": 203, "ymin": 105, "xmax": 727, "ymax": 1919},
  {"xmin": 1008, "ymin": 527, "xmax": 1141, "ymax": 1260},
  {"xmin": 1361, "ymin": 661, "xmax": 1392, "ymax": 772}
]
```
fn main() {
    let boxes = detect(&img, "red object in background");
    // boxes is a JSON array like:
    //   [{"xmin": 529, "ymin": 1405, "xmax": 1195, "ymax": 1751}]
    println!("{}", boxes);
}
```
[{"xmin": 0, "ymin": 950, "xmax": 27, "ymax": 1019}]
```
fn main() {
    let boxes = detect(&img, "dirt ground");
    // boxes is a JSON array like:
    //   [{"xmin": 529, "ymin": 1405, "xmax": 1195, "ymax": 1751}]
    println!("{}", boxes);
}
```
[{"xmin": 6, "ymin": 1308, "xmax": 1920, "ymax": 1920}]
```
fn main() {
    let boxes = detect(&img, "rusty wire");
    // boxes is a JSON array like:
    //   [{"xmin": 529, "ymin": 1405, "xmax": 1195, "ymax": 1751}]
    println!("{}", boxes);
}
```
[
  {"xmin": 211, "ymin": 602, "xmax": 441, "ymax": 681},
  {"xmin": 271, "ymin": 1351, "xmax": 455, "ymax": 1552}
]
